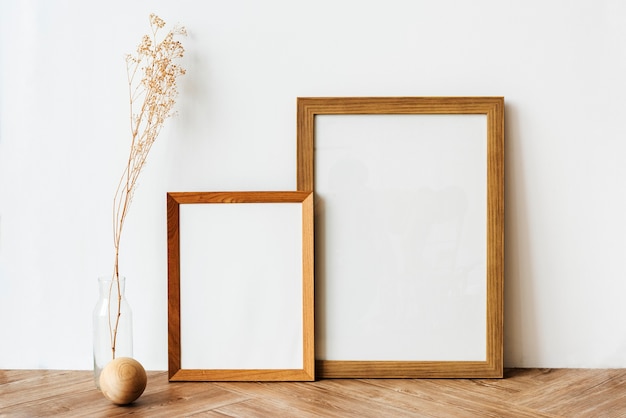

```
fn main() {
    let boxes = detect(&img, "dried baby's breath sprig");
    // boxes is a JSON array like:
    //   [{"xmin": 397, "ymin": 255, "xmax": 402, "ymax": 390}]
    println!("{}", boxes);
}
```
[{"xmin": 109, "ymin": 14, "xmax": 186, "ymax": 359}]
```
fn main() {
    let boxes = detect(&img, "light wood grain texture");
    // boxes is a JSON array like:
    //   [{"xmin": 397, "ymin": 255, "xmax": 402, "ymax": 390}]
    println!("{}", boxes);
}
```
[
  {"xmin": 166, "ymin": 191, "xmax": 315, "ymax": 381},
  {"xmin": 98, "ymin": 357, "xmax": 147, "ymax": 405},
  {"xmin": 3, "ymin": 369, "xmax": 626, "ymax": 417},
  {"xmin": 296, "ymin": 97, "xmax": 505, "ymax": 378}
]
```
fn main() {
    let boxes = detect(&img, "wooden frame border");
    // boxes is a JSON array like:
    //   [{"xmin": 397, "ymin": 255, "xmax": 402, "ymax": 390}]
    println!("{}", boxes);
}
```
[
  {"xmin": 167, "ymin": 191, "xmax": 315, "ymax": 381},
  {"xmin": 297, "ymin": 97, "xmax": 504, "ymax": 378}
]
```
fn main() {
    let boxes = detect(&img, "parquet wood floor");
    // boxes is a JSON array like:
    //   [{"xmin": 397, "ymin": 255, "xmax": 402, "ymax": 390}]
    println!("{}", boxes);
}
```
[{"xmin": 2, "ymin": 368, "xmax": 626, "ymax": 417}]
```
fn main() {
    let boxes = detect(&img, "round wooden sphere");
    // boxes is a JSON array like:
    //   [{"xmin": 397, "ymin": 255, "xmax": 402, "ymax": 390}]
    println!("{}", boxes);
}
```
[{"xmin": 99, "ymin": 357, "xmax": 147, "ymax": 405}]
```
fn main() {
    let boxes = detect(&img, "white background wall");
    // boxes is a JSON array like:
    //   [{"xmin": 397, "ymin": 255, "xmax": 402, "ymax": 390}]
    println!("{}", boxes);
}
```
[{"xmin": 1, "ymin": 0, "xmax": 626, "ymax": 370}]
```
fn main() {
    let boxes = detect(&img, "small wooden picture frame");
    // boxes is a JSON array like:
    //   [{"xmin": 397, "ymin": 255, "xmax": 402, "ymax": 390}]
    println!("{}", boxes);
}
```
[
  {"xmin": 167, "ymin": 191, "xmax": 315, "ymax": 381},
  {"xmin": 297, "ymin": 97, "xmax": 504, "ymax": 378}
]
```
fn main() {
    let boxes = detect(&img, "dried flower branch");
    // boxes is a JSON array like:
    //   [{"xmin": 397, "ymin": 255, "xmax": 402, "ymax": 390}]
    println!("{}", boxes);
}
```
[{"xmin": 109, "ymin": 14, "xmax": 186, "ymax": 359}]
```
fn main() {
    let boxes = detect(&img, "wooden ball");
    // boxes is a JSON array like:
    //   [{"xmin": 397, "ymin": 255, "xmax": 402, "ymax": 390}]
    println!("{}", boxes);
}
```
[{"xmin": 99, "ymin": 357, "xmax": 147, "ymax": 405}]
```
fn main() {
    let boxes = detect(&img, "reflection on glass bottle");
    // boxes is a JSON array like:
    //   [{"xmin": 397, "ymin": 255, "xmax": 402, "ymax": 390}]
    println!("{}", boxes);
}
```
[{"xmin": 93, "ymin": 276, "xmax": 133, "ymax": 389}]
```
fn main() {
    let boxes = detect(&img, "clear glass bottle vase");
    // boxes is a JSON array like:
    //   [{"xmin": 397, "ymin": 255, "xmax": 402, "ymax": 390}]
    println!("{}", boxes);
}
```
[{"xmin": 93, "ymin": 276, "xmax": 133, "ymax": 389}]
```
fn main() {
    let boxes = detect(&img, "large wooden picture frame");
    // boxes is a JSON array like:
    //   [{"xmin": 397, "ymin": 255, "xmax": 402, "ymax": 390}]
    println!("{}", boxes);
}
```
[
  {"xmin": 297, "ymin": 97, "xmax": 504, "ymax": 378},
  {"xmin": 167, "ymin": 191, "xmax": 315, "ymax": 381}
]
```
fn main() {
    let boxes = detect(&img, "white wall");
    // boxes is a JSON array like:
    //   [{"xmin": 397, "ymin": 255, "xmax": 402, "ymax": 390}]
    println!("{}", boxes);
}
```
[{"xmin": 1, "ymin": 0, "xmax": 626, "ymax": 370}]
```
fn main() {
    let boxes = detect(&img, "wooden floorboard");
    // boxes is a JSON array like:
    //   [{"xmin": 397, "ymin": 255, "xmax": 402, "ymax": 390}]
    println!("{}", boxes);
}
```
[{"xmin": 1, "ymin": 369, "xmax": 626, "ymax": 417}]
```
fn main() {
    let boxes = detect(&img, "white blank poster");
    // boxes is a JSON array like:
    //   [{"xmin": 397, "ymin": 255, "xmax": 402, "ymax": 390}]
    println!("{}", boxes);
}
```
[
  {"xmin": 179, "ymin": 202, "xmax": 303, "ymax": 369},
  {"xmin": 315, "ymin": 114, "xmax": 488, "ymax": 361}
]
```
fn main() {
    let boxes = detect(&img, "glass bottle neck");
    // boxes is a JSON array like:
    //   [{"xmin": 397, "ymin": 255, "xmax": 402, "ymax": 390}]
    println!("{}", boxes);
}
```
[{"xmin": 98, "ymin": 277, "xmax": 126, "ymax": 297}]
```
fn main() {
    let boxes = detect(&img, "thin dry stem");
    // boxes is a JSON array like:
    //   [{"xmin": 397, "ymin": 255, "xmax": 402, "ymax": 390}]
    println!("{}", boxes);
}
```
[{"xmin": 108, "ymin": 14, "xmax": 186, "ymax": 359}]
